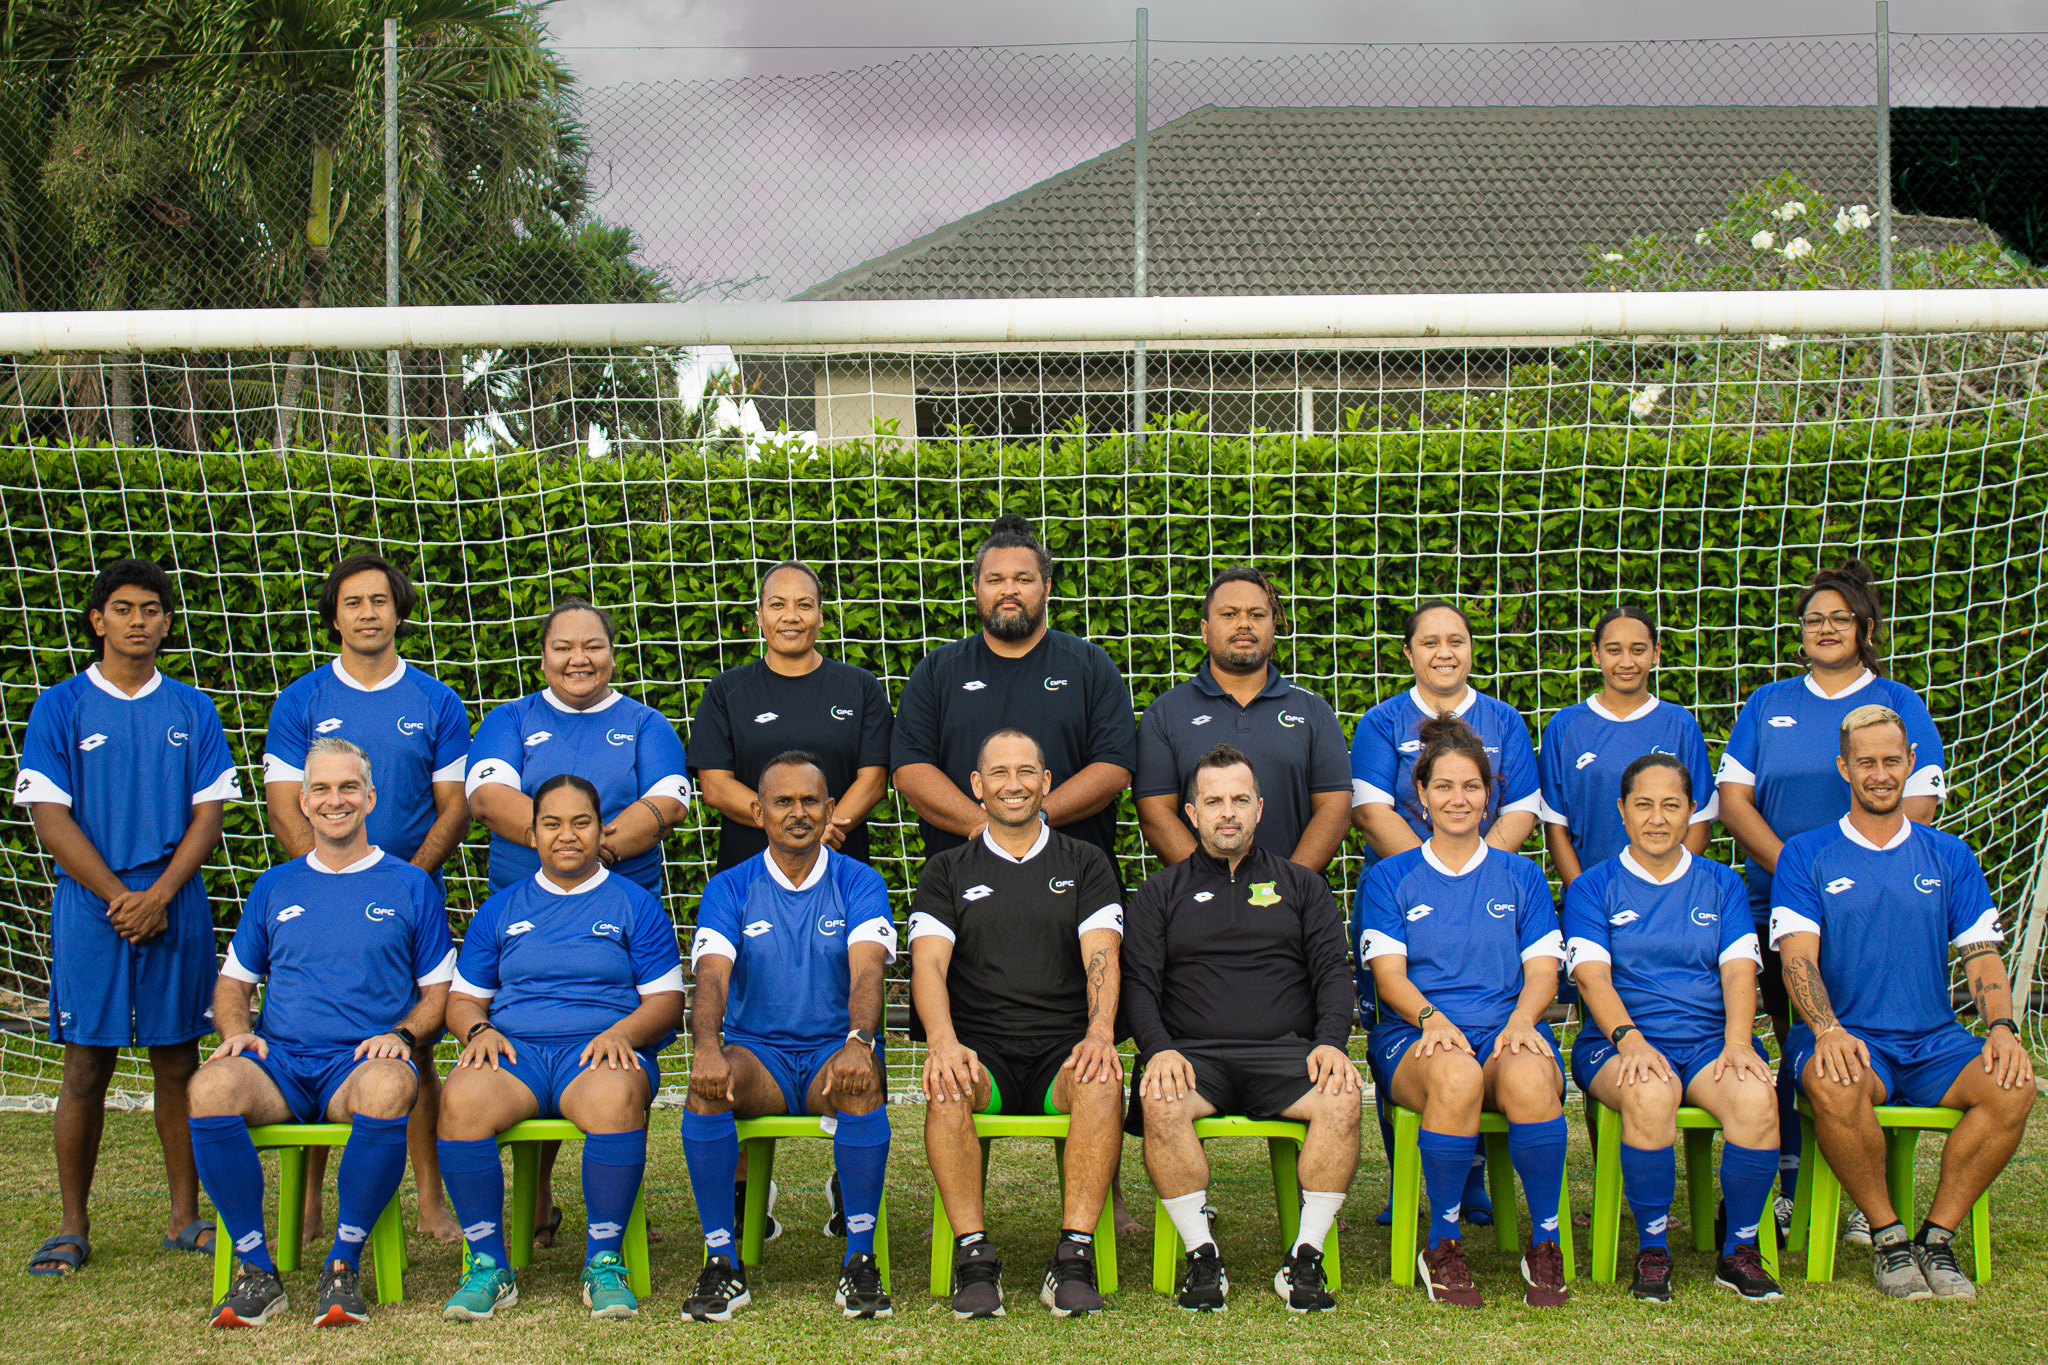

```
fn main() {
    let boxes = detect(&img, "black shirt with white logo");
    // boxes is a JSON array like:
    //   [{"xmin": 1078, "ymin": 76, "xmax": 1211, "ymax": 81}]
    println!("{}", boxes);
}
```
[
  {"xmin": 908, "ymin": 825, "xmax": 1126, "ymax": 1042},
  {"xmin": 1135, "ymin": 661, "xmax": 1351, "ymax": 858},
  {"xmin": 891, "ymin": 628, "xmax": 1138, "ymax": 860},
  {"xmin": 1123, "ymin": 843, "xmax": 1354, "ymax": 1057},
  {"xmin": 689, "ymin": 658, "xmax": 893, "ymax": 871}
]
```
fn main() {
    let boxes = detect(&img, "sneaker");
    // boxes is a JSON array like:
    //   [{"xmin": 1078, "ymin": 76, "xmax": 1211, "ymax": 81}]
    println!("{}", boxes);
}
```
[
  {"xmin": 1273, "ymin": 1245, "xmax": 1336, "ymax": 1312},
  {"xmin": 823, "ymin": 1171, "xmax": 845, "ymax": 1237},
  {"xmin": 581, "ymin": 1250, "xmax": 639, "ymax": 1319},
  {"xmin": 1714, "ymin": 1243, "xmax": 1783, "ymax": 1301},
  {"xmin": 1521, "ymin": 1239, "xmax": 1570, "ymax": 1307},
  {"xmin": 1629, "ymin": 1247, "xmax": 1673, "ymax": 1303},
  {"xmin": 950, "ymin": 1241, "xmax": 1005, "ymax": 1319},
  {"xmin": 1040, "ymin": 1240, "xmax": 1103, "ymax": 1317},
  {"xmin": 736, "ymin": 1179, "xmax": 782, "ymax": 1245},
  {"xmin": 210, "ymin": 1263, "xmax": 289, "ymax": 1328},
  {"xmin": 1175, "ymin": 1243, "xmax": 1229, "ymax": 1311},
  {"xmin": 442, "ymin": 1251, "xmax": 518, "ymax": 1321},
  {"xmin": 1913, "ymin": 1234, "xmax": 1976, "ymax": 1300},
  {"xmin": 1418, "ymin": 1238, "xmax": 1482, "ymax": 1308},
  {"xmin": 1773, "ymin": 1193, "xmax": 1795, "ymax": 1244},
  {"xmin": 835, "ymin": 1251, "xmax": 892, "ymax": 1319},
  {"xmin": 1872, "ymin": 1234, "xmax": 1934, "ymax": 1301},
  {"xmin": 683, "ymin": 1254, "xmax": 750, "ymax": 1322},
  {"xmin": 1844, "ymin": 1209, "xmax": 1872, "ymax": 1247},
  {"xmin": 313, "ymin": 1260, "xmax": 368, "ymax": 1327}
]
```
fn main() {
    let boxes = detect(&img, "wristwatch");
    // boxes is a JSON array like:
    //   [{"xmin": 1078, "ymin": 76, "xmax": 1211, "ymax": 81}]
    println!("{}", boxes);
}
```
[
  {"xmin": 1417, "ymin": 1006, "xmax": 1436, "ymax": 1024},
  {"xmin": 391, "ymin": 1026, "xmax": 418, "ymax": 1050},
  {"xmin": 1610, "ymin": 1024, "xmax": 1637, "ymax": 1045},
  {"xmin": 465, "ymin": 1020, "xmax": 497, "ymax": 1043},
  {"xmin": 847, "ymin": 1028, "xmax": 876, "ymax": 1047},
  {"xmin": 1988, "ymin": 1017, "xmax": 2019, "ymax": 1038}
]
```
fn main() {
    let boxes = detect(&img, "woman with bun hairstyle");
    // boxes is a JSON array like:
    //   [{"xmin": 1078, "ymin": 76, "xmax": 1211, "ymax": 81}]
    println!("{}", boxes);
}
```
[{"xmin": 1716, "ymin": 558, "xmax": 1945, "ymax": 1236}]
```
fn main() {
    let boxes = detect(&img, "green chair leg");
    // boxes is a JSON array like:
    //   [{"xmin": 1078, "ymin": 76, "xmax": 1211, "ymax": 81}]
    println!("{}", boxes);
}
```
[
  {"xmin": 212, "ymin": 1206, "xmax": 234, "ymax": 1303},
  {"xmin": 1267, "ymin": 1137, "xmax": 1303, "ymax": 1252},
  {"xmin": 506, "ymin": 1141, "xmax": 539, "ymax": 1271},
  {"xmin": 1590, "ymin": 1102, "xmax": 1624, "ymax": 1284},
  {"xmin": 1969, "ymin": 1188, "xmax": 1992, "ymax": 1283},
  {"xmin": 624, "ymin": 1185, "xmax": 651, "ymax": 1297},
  {"xmin": 1389, "ymin": 1106, "xmax": 1422, "ymax": 1286},
  {"xmin": 1758, "ymin": 1176, "xmax": 1781, "ymax": 1280},
  {"xmin": 929, "ymin": 1184, "xmax": 953, "ymax": 1297},
  {"xmin": 1788, "ymin": 1114, "xmax": 1816, "ymax": 1254},
  {"xmin": 275, "ymin": 1147, "xmax": 309, "ymax": 1274},
  {"xmin": 739, "ymin": 1137, "xmax": 777, "ymax": 1270},
  {"xmin": 1885, "ymin": 1129, "xmax": 1919, "ymax": 1228},
  {"xmin": 1684, "ymin": 1128, "xmax": 1717, "ymax": 1253},
  {"xmin": 1803, "ymin": 1139, "xmax": 1843, "ymax": 1282},
  {"xmin": 1484, "ymin": 1130, "xmax": 1517, "ymax": 1252},
  {"xmin": 369, "ymin": 1193, "xmax": 406, "ymax": 1304}
]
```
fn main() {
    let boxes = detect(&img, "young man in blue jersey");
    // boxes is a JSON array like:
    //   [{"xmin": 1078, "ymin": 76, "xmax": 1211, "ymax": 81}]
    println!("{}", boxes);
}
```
[
  {"xmin": 264, "ymin": 552, "xmax": 473, "ymax": 1244},
  {"xmin": 1773, "ymin": 705, "xmax": 2034, "ymax": 1301},
  {"xmin": 17, "ymin": 559, "xmax": 242, "ymax": 1276},
  {"xmin": 187, "ymin": 739, "xmax": 455, "ymax": 1327},
  {"xmin": 682, "ymin": 752, "xmax": 897, "ymax": 1321}
]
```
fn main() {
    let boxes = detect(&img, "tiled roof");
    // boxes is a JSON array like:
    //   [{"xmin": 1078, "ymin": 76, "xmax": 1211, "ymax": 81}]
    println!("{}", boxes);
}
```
[{"xmin": 796, "ymin": 105, "xmax": 1990, "ymax": 300}]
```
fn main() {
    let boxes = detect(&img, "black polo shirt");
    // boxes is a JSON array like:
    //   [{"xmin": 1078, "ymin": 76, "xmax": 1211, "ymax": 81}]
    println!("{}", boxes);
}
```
[
  {"xmin": 890, "ymin": 628, "xmax": 1138, "ymax": 860},
  {"xmin": 1135, "ymin": 662, "xmax": 1351, "ymax": 857},
  {"xmin": 688, "ymin": 657, "xmax": 893, "ymax": 871}
]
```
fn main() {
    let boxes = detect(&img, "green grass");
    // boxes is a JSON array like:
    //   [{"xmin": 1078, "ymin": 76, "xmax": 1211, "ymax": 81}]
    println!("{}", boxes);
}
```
[{"xmin": 4, "ymin": 1108, "xmax": 2046, "ymax": 1364}]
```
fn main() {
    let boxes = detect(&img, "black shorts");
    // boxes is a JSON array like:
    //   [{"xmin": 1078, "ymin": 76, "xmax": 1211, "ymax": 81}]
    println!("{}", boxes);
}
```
[
  {"xmin": 1157, "ymin": 1035, "xmax": 1318, "ymax": 1121},
  {"xmin": 1758, "ymin": 938, "xmax": 1789, "ymax": 1018},
  {"xmin": 960, "ymin": 1032, "xmax": 1079, "ymax": 1117}
]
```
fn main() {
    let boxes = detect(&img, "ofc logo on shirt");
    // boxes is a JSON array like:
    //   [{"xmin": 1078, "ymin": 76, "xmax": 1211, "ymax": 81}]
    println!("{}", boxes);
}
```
[
  {"xmin": 606, "ymin": 730, "xmax": 636, "ymax": 747},
  {"xmin": 817, "ymin": 914, "xmax": 846, "ymax": 937},
  {"xmin": 1277, "ymin": 712, "xmax": 1307, "ymax": 729},
  {"xmin": 396, "ymin": 717, "xmax": 427, "ymax": 737},
  {"xmin": 1047, "ymin": 877, "xmax": 1075, "ymax": 894},
  {"xmin": 365, "ymin": 902, "xmax": 399, "ymax": 923},
  {"xmin": 592, "ymin": 921, "xmax": 623, "ymax": 939},
  {"xmin": 165, "ymin": 727, "xmax": 189, "ymax": 747}
]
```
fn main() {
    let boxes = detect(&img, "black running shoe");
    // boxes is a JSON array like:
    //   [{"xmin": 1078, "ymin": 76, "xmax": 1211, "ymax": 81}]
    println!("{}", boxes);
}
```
[
  {"xmin": 1630, "ymin": 1247, "xmax": 1673, "ymax": 1303},
  {"xmin": 951, "ymin": 1242, "xmax": 1004, "ymax": 1319},
  {"xmin": 835, "ymin": 1251, "xmax": 892, "ymax": 1319},
  {"xmin": 314, "ymin": 1259, "xmax": 369, "ymax": 1326},
  {"xmin": 683, "ymin": 1254, "xmax": 751, "ymax": 1322},
  {"xmin": 735, "ymin": 1180, "xmax": 782, "ymax": 1245},
  {"xmin": 1040, "ymin": 1240, "xmax": 1102, "ymax": 1317},
  {"xmin": 823, "ymin": 1171, "xmax": 846, "ymax": 1236},
  {"xmin": 210, "ymin": 1263, "xmax": 289, "ymax": 1329},
  {"xmin": 1273, "ymin": 1245, "xmax": 1335, "ymax": 1312},
  {"xmin": 1175, "ymin": 1243, "xmax": 1229, "ymax": 1312},
  {"xmin": 1715, "ymin": 1243, "xmax": 1784, "ymax": 1301}
]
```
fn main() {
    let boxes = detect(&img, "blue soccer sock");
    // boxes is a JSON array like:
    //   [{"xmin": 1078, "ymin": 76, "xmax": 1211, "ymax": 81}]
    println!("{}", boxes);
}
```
[
  {"xmin": 681, "ymin": 1109, "xmax": 740, "ymax": 1258},
  {"xmin": 1775, "ymin": 1056, "xmax": 1801, "ymax": 1199},
  {"xmin": 832, "ymin": 1106, "xmax": 890, "ymax": 1261},
  {"xmin": 1417, "ymin": 1129, "xmax": 1478, "ymax": 1249},
  {"xmin": 1509, "ymin": 1117, "xmax": 1569, "ymax": 1246},
  {"xmin": 1618, "ymin": 1141, "xmax": 1676, "ymax": 1252},
  {"xmin": 189, "ymin": 1115, "xmax": 273, "ymax": 1274},
  {"xmin": 1721, "ymin": 1141, "xmax": 1781, "ymax": 1254},
  {"xmin": 582, "ymin": 1129, "xmax": 647, "ymax": 1261},
  {"xmin": 1463, "ymin": 1149, "xmax": 1494, "ymax": 1215},
  {"xmin": 437, "ymin": 1136, "xmax": 509, "ymax": 1268},
  {"xmin": 328, "ymin": 1114, "xmax": 409, "ymax": 1270}
]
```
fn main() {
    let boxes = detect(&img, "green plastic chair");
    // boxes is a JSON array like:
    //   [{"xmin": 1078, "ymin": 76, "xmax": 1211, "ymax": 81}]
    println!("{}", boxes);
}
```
[
  {"xmin": 733, "ymin": 1114, "xmax": 891, "ymax": 1291},
  {"xmin": 497, "ymin": 1119, "xmax": 652, "ymax": 1296},
  {"xmin": 209, "ymin": 1123, "xmax": 408, "ymax": 1305},
  {"xmin": 1588, "ymin": 1101, "xmax": 1778, "ymax": 1283},
  {"xmin": 926, "ymin": 1113, "xmax": 1119, "ymax": 1296},
  {"xmin": 1788, "ymin": 1101, "xmax": 1991, "ymax": 1283},
  {"xmin": 1149, "ymin": 1116, "xmax": 1342, "ymax": 1293},
  {"xmin": 1388, "ymin": 1106, "xmax": 1575, "ymax": 1286}
]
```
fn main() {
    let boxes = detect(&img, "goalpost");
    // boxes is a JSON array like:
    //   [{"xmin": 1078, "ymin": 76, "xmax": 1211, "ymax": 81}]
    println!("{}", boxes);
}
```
[{"xmin": 0, "ymin": 290, "xmax": 2042, "ymax": 1104}]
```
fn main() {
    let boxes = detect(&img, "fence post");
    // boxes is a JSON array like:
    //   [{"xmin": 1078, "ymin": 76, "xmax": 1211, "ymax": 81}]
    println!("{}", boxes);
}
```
[
  {"xmin": 385, "ymin": 17, "xmax": 403, "ymax": 455},
  {"xmin": 1133, "ymin": 8, "xmax": 1148, "ymax": 436},
  {"xmin": 1876, "ymin": 1, "xmax": 1893, "ymax": 417}
]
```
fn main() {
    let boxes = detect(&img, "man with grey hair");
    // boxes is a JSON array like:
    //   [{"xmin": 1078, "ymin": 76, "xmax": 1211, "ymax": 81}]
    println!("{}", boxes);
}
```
[{"xmin": 1771, "ymin": 704, "xmax": 2034, "ymax": 1301}]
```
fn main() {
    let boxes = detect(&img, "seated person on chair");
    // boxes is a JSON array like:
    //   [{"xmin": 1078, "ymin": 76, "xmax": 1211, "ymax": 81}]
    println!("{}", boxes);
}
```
[
  {"xmin": 1772, "ymin": 703, "xmax": 2035, "ymax": 1302},
  {"xmin": 1126, "ymin": 742, "xmax": 1360, "ymax": 1315},
  {"xmin": 1358, "ymin": 715, "xmax": 1570, "ymax": 1310},
  {"xmin": 434, "ymin": 773, "xmax": 684, "ymax": 1323},
  {"xmin": 187, "ymin": 738, "xmax": 453, "ymax": 1329},
  {"xmin": 1563, "ymin": 752, "xmax": 1782, "ymax": 1304},
  {"xmin": 681, "ymin": 751, "xmax": 897, "ymax": 1322},
  {"xmin": 911, "ymin": 726, "xmax": 1126, "ymax": 1320}
]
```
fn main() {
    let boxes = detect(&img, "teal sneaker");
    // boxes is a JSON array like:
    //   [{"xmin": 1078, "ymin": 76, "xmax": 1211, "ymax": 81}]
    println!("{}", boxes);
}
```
[
  {"xmin": 442, "ymin": 1252, "xmax": 518, "ymax": 1321},
  {"xmin": 582, "ymin": 1250, "xmax": 639, "ymax": 1319}
]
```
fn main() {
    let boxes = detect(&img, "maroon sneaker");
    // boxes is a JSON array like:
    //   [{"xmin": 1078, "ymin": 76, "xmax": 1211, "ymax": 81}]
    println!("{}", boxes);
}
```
[
  {"xmin": 1419, "ymin": 1238, "xmax": 1483, "ymax": 1308},
  {"xmin": 1522, "ymin": 1239, "xmax": 1570, "ymax": 1307}
]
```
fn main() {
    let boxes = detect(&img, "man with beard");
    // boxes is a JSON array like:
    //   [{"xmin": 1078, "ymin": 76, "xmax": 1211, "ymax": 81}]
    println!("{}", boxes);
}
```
[
  {"xmin": 1134, "ymin": 566, "xmax": 1352, "ymax": 872},
  {"xmin": 892, "ymin": 514, "xmax": 1138, "ymax": 864}
]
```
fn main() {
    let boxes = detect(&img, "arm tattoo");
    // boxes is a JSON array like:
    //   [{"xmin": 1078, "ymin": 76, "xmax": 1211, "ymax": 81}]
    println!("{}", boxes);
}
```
[
  {"xmin": 1961, "ymin": 948, "xmax": 2011, "ymax": 1022},
  {"xmin": 1957, "ymin": 943, "xmax": 1998, "ymax": 969},
  {"xmin": 1782, "ymin": 955, "xmax": 1838, "ymax": 1032},
  {"xmin": 1085, "ymin": 946, "xmax": 1109, "ymax": 1026}
]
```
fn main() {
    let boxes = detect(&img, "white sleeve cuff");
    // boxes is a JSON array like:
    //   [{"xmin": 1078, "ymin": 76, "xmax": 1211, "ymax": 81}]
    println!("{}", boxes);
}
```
[
  {"xmin": 1565, "ymin": 936, "xmax": 1612, "ymax": 969},
  {"xmin": 220, "ymin": 946, "xmax": 261, "ymax": 983},
  {"xmin": 1690, "ymin": 789, "xmax": 1721, "ymax": 824},
  {"xmin": 193, "ymin": 768, "xmax": 243, "ymax": 804},
  {"xmin": 450, "ymin": 968, "xmax": 497, "ymax": 1000},
  {"xmin": 1360, "ymin": 928, "xmax": 1407, "ymax": 961},
  {"xmin": 465, "ymin": 757, "xmax": 522, "ymax": 797},
  {"xmin": 690, "ymin": 927, "xmax": 738, "ymax": 971},
  {"xmin": 417, "ymin": 947, "xmax": 457, "ymax": 987},
  {"xmin": 261, "ymin": 753, "xmax": 304, "ymax": 784},
  {"xmin": 1520, "ymin": 929, "xmax": 1566, "ymax": 964},
  {"xmin": 1768, "ymin": 906, "xmax": 1823, "ymax": 950},
  {"xmin": 1715, "ymin": 755, "xmax": 1757, "ymax": 787},
  {"xmin": 1721, "ymin": 932, "xmax": 1764, "ymax": 968},
  {"xmin": 1501, "ymin": 790, "xmax": 1542, "ymax": 817},
  {"xmin": 641, "ymin": 773, "xmax": 692, "ymax": 807},
  {"xmin": 1904, "ymin": 764, "xmax": 1946, "ymax": 802},
  {"xmin": 11, "ymin": 769, "xmax": 70, "ymax": 806},
  {"xmin": 1077, "ymin": 904, "xmax": 1125, "ymax": 937},
  {"xmin": 431, "ymin": 756, "xmax": 468, "ymax": 783},
  {"xmin": 1952, "ymin": 907, "xmax": 2003, "ymax": 947},
  {"xmin": 637, "ymin": 965, "xmax": 686, "ymax": 995},
  {"xmin": 1351, "ymin": 778, "xmax": 1396, "ymax": 809},
  {"xmin": 847, "ymin": 917, "xmax": 898, "ymax": 962},
  {"xmin": 907, "ymin": 912, "xmax": 955, "ymax": 944},
  {"xmin": 1536, "ymin": 792, "xmax": 1570, "ymax": 826}
]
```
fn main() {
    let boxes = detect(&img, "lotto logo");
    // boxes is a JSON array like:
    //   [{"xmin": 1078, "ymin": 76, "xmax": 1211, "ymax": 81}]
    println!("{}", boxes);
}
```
[
  {"xmin": 1646, "ymin": 1215, "xmax": 1668, "ymax": 1235},
  {"xmin": 1575, "ymin": 751, "xmax": 1597, "ymax": 770},
  {"xmin": 277, "ymin": 905, "xmax": 306, "ymax": 922},
  {"xmin": 1442, "ymin": 1204, "xmax": 1462, "ymax": 1224},
  {"xmin": 962, "ymin": 680, "xmax": 987, "ymax": 691},
  {"xmin": 1540, "ymin": 1215, "xmax": 1560, "ymax": 1233},
  {"xmin": 235, "ymin": 1229, "xmax": 266, "ymax": 1255},
  {"xmin": 1406, "ymin": 903, "xmax": 1434, "ymax": 922},
  {"xmin": 524, "ymin": 731, "xmax": 553, "ymax": 747},
  {"xmin": 705, "ymin": 1228, "xmax": 732, "ymax": 1249},
  {"xmin": 78, "ymin": 733, "xmax": 108, "ymax": 752},
  {"xmin": 1767, "ymin": 716, "xmax": 1798, "ymax": 728},
  {"xmin": 1192, "ymin": 891, "xmax": 1214, "ymax": 902},
  {"xmin": 743, "ymin": 920, "xmax": 774, "ymax": 937},
  {"xmin": 588, "ymin": 1221, "xmax": 623, "ymax": 1240},
  {"xmin": 846, "ymin": 1213, "xmax": 877, "ymax": 1235},
  {"xmin": 962, "ymin": 884, "xmax": 993, "ymax": 901},
  {"xmin": 1824, "ymin": 877, "xmax": 1856, "ymax": 895},
  {"xmin": 13, "ymin": 776, "xmax": 28, "ymax": 794},
  {"xmin": 315, "ymin": 717, "xmax": 344, "ymax": 734},
  {"xmin": 753, "ymin": 712, "xmax": 779, "ymax": 724},
  {"xmin": 336, "ymin": 1222, "xmax": 367, "ymax": 1244},
  {"xmin": 1190, "ymin": 714, "xmax": 1213, "ymax": 725},
  {"xmin": 1609, "ymin": 909, "xmax": 1640, "ymax": 926},
  {"xmin": 507, "ymin": 920, "xmax": 535, "ymax": 935},
  {"xmin": 462, "ymin": 1221, "xmax": 498, "ymax": 1241},
  {"xmin": 1399, "ymin": 739, "xmax": 1425, "ymax": 753}
]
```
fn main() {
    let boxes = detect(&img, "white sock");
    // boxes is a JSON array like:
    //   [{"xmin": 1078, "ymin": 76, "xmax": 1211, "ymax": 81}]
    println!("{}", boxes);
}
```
[
  {"xmin": 1163, "ymin": 1190, "xmax": 1214, "ymax": 1252},
  {"xmin": 1294, "ymin": 1191, "xmax": 1345, "ymax": 1255}
]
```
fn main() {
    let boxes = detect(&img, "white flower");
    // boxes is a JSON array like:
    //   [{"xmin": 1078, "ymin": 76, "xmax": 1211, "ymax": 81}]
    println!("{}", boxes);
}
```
[
  {"xmin": 1833, "ymin": 208, "xmax": 1855, "ymax": 235},
  {"xmin": 1694, "ymin": 229, "xmax": 1713, "ymax": 245},
  {"xmin": 1773, "ymin": 200, "xmax": 1809, "ymax": 221},
  {"xmin": 1780, "ymin": 236, "xmax": 1813, "ymax": 260},
  {"xmin": 1765, "ymin": 334, "xmax": 1791, "ymax": 351},
  {"xmin": 1849, "ymin": 204, "xmax": 1874, "ymax": 227},
  {"xmin": 1628, "ymin": 385, "xmax": 1665, "ymax": 419},
  {"xmin": 1602, "ymin": 252, "xmax": 1625, "ymax": 262},
  {"xmin": 1751, "ymin": 229, "xmax": 1775, "ymax": 250}
]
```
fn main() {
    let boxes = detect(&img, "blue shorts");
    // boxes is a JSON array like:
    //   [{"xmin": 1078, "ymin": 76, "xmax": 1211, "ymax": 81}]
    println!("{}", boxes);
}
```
[
  {"xmin": 1571, "ymin": 1031, "xmax": 1771, "ymax": 1094},
  {"xmin": 498, "ymin": 1039, "xmax": 661, "ymax": 1119},
  {"xmin": 248, "ymin": 1043, "xmax": 416, "ymax": 1124},
  {"xmin": 1367, "ymin": 1018, "xmax": 1564, "ymax": 1092},
  {"xmin": 729, "ymin": 1034, "xmax": 881, "ymax": 1117},
  {"xmin": 48, "ymin": 870, "xmax": 214, "ymax": 1047},
  {"xmin": 1790, "ymin": 1022, "xmax": 1983, "ymax": 1108}
]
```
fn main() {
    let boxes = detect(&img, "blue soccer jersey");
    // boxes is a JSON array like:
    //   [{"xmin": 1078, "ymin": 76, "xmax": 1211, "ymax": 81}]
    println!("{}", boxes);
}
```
[
  {"xmin": 1350, "ymin": 686, "xmax": 1540, "ymax": 869},
  {"xmin": 689, "ymin": 848, "xmax": 897, "ymax": 1052},
  {"xmin": 1357, "ymin": 842, "xmax": 1563, "ymax": 1038},
  {"xmin": 1718, "ymin": 670, "xmax": 1945, "ymax": 923},
  {"xmin": 13, "ymin": 665, "xmax": 242, "ymax": 871},
  {"xmin": 222, "ymin": 848, "xmax": 456, "ymax": 1052},
  {"xmin": 466, "ymin": 688, "xmax": 690, "ymax": 894},
  {"xmin": 1768, "ymin": 817, "xmax": 1999, "ymax": 1038},
  {"xmin": 454, "ymin": 866, "xmax": 684, "ymax": 1049},
  {"xmin": 1538, "ymin": 695, "xmax": 1716, "ymax": 870},
  {"xmin": 263, "ymin": 658, "xmax": 471, "ymax": 863},
  {"xmin": 1562, "ymin": 849, "xmax": 1758, "ymax": 1044}
]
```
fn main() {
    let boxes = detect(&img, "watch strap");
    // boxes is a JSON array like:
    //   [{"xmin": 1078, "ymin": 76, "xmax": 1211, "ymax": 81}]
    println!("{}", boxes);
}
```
[
  {"xmin": 847, "ymin": 1027, "xmax": 876, "ymax": 1047},
  {"xmin": 1610, "ymin": 1024, "xmax": 1637, "ymax": 1045},
  {"xmin": 392, "ymin": 1025, "xmax": 418, "ymax": 1050},
  {"xmin": 1988, "ymin": 1017, "xmax": 2019, "ymax": 1037}
]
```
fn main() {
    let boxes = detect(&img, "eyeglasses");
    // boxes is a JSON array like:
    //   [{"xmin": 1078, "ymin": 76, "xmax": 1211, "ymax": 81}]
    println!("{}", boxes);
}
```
[{"xmin": 1800, "ymin": 612, "xmax": 1858, "ymax": 632}]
